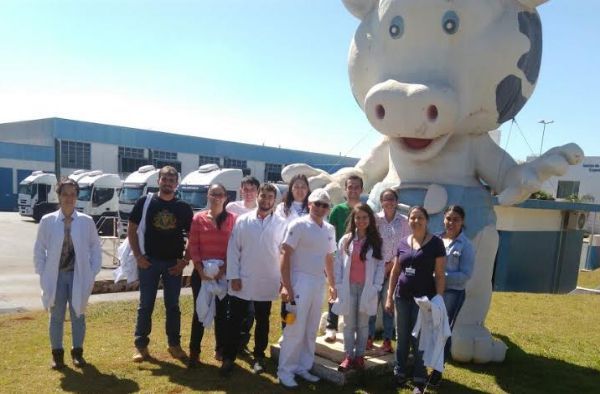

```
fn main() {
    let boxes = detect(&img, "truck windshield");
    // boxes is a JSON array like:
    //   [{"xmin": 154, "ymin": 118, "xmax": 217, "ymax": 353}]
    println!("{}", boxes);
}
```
[
  {"xmin": 119, "ymin": 185, "xmax": 144, "ymax": 204},
  {"xmin": 78, "ymin": 186, "xmax": 92, "ymax": 201},
  {"xmin": 179, "ymin": 186, "xmax": 208, "ymax": 210},
  {"xmin": 18, "ymin": 183, "xmax": 36, "ymax": 197}
]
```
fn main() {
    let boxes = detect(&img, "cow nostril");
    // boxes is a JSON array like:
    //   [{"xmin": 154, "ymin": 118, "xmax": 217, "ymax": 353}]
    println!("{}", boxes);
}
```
[
  {"xmin": 427, "ymin": 105, "xmax": 438, "ymax": 122},
  {"xmin": 375, "ymin": 104, "xmax": 386, "ymax": 120}
]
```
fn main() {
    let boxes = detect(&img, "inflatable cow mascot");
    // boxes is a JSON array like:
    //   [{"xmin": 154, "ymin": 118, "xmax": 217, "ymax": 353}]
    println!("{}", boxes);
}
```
[{"xmin": 283, "ymin": 0, "xmax": 583, "ymax": 363}]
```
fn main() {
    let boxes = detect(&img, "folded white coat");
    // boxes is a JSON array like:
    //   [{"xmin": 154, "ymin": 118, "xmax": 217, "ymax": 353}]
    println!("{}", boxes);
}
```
[
  {"xmin": 196, "ymin": 259, "xmax": 227, "ymax": 329},
  {"xmin": 412, "ymin": 295, "xmax": 451, "ymax": 372}
]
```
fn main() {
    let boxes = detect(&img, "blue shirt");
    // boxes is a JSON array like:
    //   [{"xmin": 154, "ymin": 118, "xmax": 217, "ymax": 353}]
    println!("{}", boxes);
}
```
[{"xmin": 437, "ymin": 231, "xmax": 475, "ymax": 291}]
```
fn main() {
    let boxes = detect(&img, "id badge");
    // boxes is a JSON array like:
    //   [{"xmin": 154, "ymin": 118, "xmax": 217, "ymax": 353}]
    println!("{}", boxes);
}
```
[{"xmin": 405, "ymin": 267, "xmax": 416, "ymax": 277}]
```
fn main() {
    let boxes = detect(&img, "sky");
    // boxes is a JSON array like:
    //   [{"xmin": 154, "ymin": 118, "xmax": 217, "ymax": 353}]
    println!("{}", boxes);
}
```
[{"xmin": 0, "ymin": 0, "xmax": 597, "ymax": 162}]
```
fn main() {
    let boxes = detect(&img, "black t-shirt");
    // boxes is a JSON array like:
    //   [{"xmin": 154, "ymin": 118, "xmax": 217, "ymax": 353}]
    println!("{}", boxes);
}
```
[
  {"xmin": 395, "ymin": 235, "xmax": 446, "ymax": 300},
  {"xmin": 130, "ymin": 194, "xmax": 193, "ymax": 260}
]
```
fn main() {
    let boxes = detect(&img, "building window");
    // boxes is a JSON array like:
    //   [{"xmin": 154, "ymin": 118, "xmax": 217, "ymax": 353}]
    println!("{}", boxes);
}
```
[
  {"xmin": 199, "ymin": 155, "xmax": 221, "ymax": 166},
  {"xmin": 264, "ymin": 163, "xmax": 282, "ymax": 182},
  {"xmin": 150, "ymin": 150, "xmax": 180, "ymax": 172},
  {"xmin": 118, "ymin": 146, "xmax": 149, "ymax": 174},
  {"xmin": 556, "ymin": 181, "xmax": 580, "ymax": 199},
  {"xmin": 118, "ymin": 146, "xmax": 145, "ymax": 158},
  {"xmin": 223, "ymin": 158, "xmax": 247, "ymax": 169},
  {"xmin": 152, "ymin": 150, "xmax": 177, "ymax": 160},
  {"xmin": 61, "ymin": 140, "xmax": 91, "ymax": 169}
]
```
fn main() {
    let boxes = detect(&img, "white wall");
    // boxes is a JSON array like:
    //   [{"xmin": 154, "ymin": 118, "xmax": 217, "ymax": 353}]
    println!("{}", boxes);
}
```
[
  {"xmin": 91, "ymin": 143, "xmax": 119, "ymax": 174},
  {"xmin": 247, "ymin": 160, "xmax": 265, "ymax": 182},
  {"xmin": 179, "ymin": 153, "xmax": 198, "ymax": 178},
  {"xmin": 540, "ymin": 156, "xmax": 600, "ymax": 202}
]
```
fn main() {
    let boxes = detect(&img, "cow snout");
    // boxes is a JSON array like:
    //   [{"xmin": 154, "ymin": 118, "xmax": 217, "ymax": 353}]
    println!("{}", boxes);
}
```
[{"xmin": 365, "ymin": 80, "xmax": 457, "ymax": 139}]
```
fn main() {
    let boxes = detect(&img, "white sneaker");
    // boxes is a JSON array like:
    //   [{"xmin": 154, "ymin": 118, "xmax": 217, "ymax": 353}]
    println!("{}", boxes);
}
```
[
  {"xmin": 324, "ymin": 328, "xmax": 337, "ymax": 343},
  {"xmin": 297, "ymin": 370, "xmax": 320, "ymax": 383},
  {"xmin": 279, "ymin": 375, "xmax": 299, "ymax": 388}
]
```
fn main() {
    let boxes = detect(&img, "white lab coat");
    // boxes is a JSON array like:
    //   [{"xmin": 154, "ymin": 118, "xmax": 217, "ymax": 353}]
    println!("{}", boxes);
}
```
[
  {"xmin": 196, "ymin": 259, "xmax": 227, "ymax": 328},
  {"xmin": 412, "ymin": 295, "xmax": 451, "ymax": 372},
  {"xmin": 274, "ymin": 201, "xmax": 308, "ymax": 224},
  {"xmin": 114, "ymin": 193, "xmax": 153, "ymax": 283},
  {"xmin": 332, "ymin": 234, "xmax": 384, "ymax": 317},
  {"xmin": 33, "ymin": 209, "xmax": 102, "ymax": 317},
  {"xmin": 226, "ymin": 210, "xmax": 287, "ymax": 301}
]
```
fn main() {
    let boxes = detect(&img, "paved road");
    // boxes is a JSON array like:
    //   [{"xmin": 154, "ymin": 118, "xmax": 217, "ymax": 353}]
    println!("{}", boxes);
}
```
[{"xmin": 0, "ymin": 212, "xmax": 192, "ymax": 314}]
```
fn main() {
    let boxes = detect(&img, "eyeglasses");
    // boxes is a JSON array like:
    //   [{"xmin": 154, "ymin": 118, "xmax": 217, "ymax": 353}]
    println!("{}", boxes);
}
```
[
  {"xmin": 209, "ymin": 193, "xmax": 225, "ymax": 198},
  {"xmin": 313, "ymin": 201, "xmax": 329, "ymax": 209}
]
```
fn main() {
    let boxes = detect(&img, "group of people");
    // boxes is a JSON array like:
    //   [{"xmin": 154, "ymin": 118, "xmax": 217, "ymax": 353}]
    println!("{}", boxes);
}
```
[{"xmin": 34, "ymin": 165, "xmax": 475, "ymax": 393}]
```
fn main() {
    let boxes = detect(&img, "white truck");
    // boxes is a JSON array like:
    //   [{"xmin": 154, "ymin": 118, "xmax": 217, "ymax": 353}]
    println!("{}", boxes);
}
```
[
  {"xmin": 18, "ymin": 171, "xmax": 59, "ymax": 222},
  {"xmin": 75, "ymin": 171, "xmax": 122, "ymax": 236},
  {"xmin": 118, "ymin": 165, "xmax": 160, "ymax": 235},
  {"xmin": 179, "ymin": 164, "xmax": 242, "ymax": 211}
]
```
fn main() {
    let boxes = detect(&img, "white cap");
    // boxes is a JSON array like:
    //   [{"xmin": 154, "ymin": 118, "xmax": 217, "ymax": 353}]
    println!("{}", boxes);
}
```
[{"xmin": 308, "ymin": 188, "xmax": 331, "ymax": 205}]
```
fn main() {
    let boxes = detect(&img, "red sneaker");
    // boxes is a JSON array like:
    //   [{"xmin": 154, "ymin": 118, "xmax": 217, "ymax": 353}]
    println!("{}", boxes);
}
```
[
  {"xmin": 354, "ymin": 356, "xmax": 365, "ymax": 370},
  {"xmin": 366, "ymin": 337, "xmax": 374, "ymax": 351},
  {"xmin": 338, "ymin": 356, "xmax": 353, "ymax": 372},
  {"xmin": 382, "ymin": 339, "xmax": 394, "ymax": 353}
]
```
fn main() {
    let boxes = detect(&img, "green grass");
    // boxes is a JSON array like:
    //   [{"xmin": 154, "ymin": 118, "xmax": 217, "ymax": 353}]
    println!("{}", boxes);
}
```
[
  {"xmin": 578, "ymin": 268, "xmax": 600, "ymax": 289},
  {"xmin": 1, "ymin": 293, "xmax": 599, "ymax": 393}
]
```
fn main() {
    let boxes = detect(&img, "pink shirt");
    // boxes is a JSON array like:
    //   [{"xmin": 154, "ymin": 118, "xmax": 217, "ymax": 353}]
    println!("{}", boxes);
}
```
[
  {"xmin": 188, "ymin": 211, "xmax": 236, "ymax": 267},
  {"xmin": 349, "ymin": 239, "xmax": 366, "ymax": 284}
]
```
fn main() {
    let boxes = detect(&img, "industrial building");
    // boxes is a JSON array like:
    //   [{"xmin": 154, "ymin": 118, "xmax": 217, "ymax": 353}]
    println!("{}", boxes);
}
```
[{"xmin": 0, "ymin": 118, "xmax": 358, "ymax": 211}]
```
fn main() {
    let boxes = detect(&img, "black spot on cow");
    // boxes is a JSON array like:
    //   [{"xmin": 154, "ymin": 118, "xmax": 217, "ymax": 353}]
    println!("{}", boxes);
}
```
[
  {"xmin": 496, "ymin": 75, "xmax": 527, "ymax": 123},
  {"xmin": 517, "ymin": 11, "xmax": 542, "ymax": 85}
]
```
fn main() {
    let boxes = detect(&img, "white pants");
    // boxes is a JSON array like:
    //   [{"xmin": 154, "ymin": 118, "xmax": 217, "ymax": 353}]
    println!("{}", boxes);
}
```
[{"xmin": 277, "ymin": 272, "xmax": 325, "ymax": 381}]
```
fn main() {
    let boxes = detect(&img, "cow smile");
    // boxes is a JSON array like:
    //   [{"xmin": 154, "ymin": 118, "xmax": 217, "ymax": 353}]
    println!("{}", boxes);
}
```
[{"xmin": 393, "ymin": 133, "xmax": 452, "ymax": 160}]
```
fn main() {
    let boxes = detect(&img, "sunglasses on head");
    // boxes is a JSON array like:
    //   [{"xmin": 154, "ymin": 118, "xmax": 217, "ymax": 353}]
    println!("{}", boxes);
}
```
[{"xmin": 313, "ymin": 201, "xmax": 329, "ymax": 209}]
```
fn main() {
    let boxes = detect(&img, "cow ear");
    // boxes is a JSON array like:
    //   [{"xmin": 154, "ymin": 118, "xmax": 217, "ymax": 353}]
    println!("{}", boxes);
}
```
[
  {"xmin": 342, "ymin": 0, "xmax": 378, "ymax": 20},
  {"xmin": 517, "ymin": 0, "xmax": 549, "ymax": 10}
]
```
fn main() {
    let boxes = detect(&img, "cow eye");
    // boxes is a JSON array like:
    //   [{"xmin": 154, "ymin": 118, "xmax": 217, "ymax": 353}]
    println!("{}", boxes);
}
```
[
  {"xmin": 442, "ymin": 11, "xmax": 459, "ymax": 34},
  {"xmin": 389, "ymin": 16, "xmax": 404, "ymax": 39}
]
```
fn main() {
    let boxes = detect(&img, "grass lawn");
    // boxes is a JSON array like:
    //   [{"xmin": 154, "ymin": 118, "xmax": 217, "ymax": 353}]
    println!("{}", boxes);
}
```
[
  {"xmin": 578, "ymin": 268, "xmax": 600, "ymax": 289},
  {"xmin": 1, "ymin": 292, "xmax": 599, "ymax": 394}
]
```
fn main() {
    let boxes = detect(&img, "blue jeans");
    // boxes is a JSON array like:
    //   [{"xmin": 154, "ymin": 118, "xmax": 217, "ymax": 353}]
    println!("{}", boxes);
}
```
[
  {"xmin": 49, "ymin": 270, "xmax": 85, "ymax": 350},
  {"xmin": 443, "ymin": 289, "xmax": 465, "ymax": 359},
  {"xmin": 368, "ymin": 276, "xmax": 395, "ymax": 340},
  {"xmin": 394, "ymin": 297, "xmax": 426, "ymax": 383},
  {"xmin": 343, "ymin": 283, "xmax": 370, "ymax": 357},
  {"xmin": 134, "ymin": 257, "xmax": 182, "ymax": 348}
]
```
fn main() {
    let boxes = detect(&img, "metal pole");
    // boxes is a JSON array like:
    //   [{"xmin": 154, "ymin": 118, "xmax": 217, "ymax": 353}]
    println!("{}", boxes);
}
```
[{"xmin": 538, "ymin": 120, "xmax": 554, "ymax": 156}]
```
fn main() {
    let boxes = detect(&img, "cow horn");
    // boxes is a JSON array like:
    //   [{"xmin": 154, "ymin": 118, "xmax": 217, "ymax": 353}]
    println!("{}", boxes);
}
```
[
  {"xmin": 516, "ymin": 0, "xmax": 549, "ymax": 10},
  {"xmin": 342, "ymin": 0, "xmax": 378, "ymax": 20}
]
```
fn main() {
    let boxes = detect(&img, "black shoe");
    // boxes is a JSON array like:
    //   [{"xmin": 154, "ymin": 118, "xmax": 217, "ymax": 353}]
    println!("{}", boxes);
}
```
[
  {"xmin": 252, "ymin": 358, "xmax": 265, "ymax": 374},
  {"xmin": 71, "ymin": 348, "xmax": 86, "ymax": 368},
  {"xmin": 394, "ymin": 374, "xmax": 408, "ymax": 387},
  {"xmin": 187, "ymin": 351, "xmax": 200, "ymax": 369},
  {"xmin": 219, "ymin": 359, "xmax": 234, "ymax": 377},
  {"xmin": 51, "ymin": 349, "xmax": 65, "ymax": 370},
  {"xmin": 428, "ymin": 370, "xmax": 442, "ymax": 387}
]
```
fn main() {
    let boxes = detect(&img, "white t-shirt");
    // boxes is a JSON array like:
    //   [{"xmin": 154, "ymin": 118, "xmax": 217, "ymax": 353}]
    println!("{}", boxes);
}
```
[
  {"xmin": 226, "ymin": 200, "xmax": 256, "ymax": 217},
  {"xmin": 283, "ymin": 215, "xmax": 336, "ymax": 277}
]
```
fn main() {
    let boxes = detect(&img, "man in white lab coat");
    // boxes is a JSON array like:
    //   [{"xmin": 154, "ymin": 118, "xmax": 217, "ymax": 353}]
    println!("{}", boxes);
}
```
[
  {"xmin": 221, "ymin": 183, "xmax": 286, "ymax": 376},
  {"xmin": 277, "ymin": 188, "xmax": 337, "ymax": 388},
  {"xmin": 34, "ymin": 178, "xmax": 102, "ymax": 369}
]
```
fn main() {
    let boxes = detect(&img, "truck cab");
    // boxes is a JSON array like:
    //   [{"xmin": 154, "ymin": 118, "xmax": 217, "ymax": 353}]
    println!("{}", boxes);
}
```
[
  {"xmin": 118, "ymin": 165, "xmax": 160, "ymax": 236},
  {"xmin": 179, "ymin": 164, "xmax": 242, "ymax": 211},
  {"xmin": 75, "ymin": 171, "xmax": 122, "ymax": 236},
  {"xmin": 18, "ymin": 171, "xmax": 58, "ymax": 222}
]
